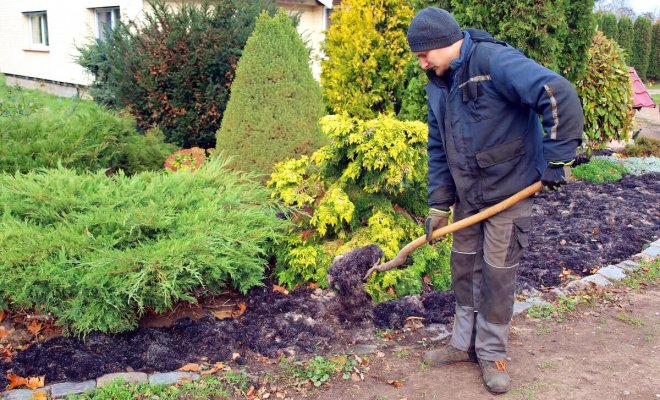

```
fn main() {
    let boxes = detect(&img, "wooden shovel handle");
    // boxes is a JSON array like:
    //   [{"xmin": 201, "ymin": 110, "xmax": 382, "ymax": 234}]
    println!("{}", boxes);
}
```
[{"xmin": 363, "ymin": 181, "xmax": 543, "ymax": 281}]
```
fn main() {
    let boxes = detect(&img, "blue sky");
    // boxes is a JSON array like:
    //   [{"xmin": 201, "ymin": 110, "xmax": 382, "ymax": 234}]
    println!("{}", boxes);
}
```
[{"xmin": 629, "ymin": 0, "xmax": 659, "ymax": 14}]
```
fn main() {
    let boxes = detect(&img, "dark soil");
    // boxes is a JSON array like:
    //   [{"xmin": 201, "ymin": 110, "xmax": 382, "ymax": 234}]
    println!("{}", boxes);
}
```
[{"xmin": 0, "ymin": 174, "xmax": 658, "ymax": 389}]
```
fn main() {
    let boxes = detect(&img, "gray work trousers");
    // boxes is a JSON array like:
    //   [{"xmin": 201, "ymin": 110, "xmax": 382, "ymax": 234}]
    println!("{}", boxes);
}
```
[{"xmin": 448, "ymin": 197, "xmax": 533, "ymax": 361}]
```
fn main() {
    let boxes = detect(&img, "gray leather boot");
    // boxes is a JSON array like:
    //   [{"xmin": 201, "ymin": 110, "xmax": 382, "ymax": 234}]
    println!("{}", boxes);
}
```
[
  {"xmin": 423, "ymin": 344, "xmax": 478, "ymax": 366},
  {"xmin": 478, "ymin": 359, "xmax": 512, "ymax": 394}
]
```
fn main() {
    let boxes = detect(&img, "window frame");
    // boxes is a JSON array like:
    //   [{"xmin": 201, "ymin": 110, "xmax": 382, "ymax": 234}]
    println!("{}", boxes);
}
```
[
  {"xmin": 24, "ymin": 11, "xmax": 49, "ymax": 47},
  {"xmin": 94, "ymin": 7, "xmax": 120, "ymax": 41}
]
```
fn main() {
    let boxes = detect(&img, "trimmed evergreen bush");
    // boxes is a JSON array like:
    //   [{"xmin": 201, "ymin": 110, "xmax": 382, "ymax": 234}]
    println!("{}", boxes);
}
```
[
  {"xmin": 268, "ymin": 115, "xmax": 451, "ymax": 302},
  {"xmin": 216, "ymin": 11, "xmax": 326, "ymax": 178},
  {"xmin": 617, "ymin": 15, "xmax": 634, "ymax": 62},
  {"xmin": 648, "ymin": 22, "xmax": 660, "ymax": 81},
  {"xmin": 599, "ymin": 12, "xmax": 618, "ymax": 39},
  {"xmin": 0, "ymin": 159, "xmax": 288, "ymax": 335},
  {"xmin": 575, "ymin": 32, "xmax": 633, "ymax": 151},
  {"xmin": 321, "ymin": 0, "xmax": 415, "ymax": 119},
  {"xmin": 77, "ymin": 0, "xmax": 277, "ymax": 148},
  {"xmin": 631, "ymin": 16, "xmax": 653, "ymax": 81},
  {"xmin": 0, "ymin": 85, "xmax": 175, "ymax": 175},
  {"xmin": 451, "ymin": 0, "xmax": 595, "ymax": 82}
]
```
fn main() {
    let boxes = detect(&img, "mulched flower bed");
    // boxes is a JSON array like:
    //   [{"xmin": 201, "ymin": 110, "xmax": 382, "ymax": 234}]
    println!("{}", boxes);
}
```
[{"xmin": 1, "ymin": 173, "xmax": 658, "ymax": 388}]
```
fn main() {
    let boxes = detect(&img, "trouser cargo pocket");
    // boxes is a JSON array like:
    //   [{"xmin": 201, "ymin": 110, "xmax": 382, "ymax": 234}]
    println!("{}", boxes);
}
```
[{"xmin": 504, "ymin": 216, "xmax": 531, "ymax": 266}]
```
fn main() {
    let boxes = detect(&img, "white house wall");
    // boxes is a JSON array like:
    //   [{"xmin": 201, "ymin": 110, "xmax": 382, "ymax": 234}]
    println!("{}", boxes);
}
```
[
  {"xmin": 0, "ymin": 1, "xmax": 146, "ymax": 86},
  {"xmin": 0, "ymin": 0, "xmax": 330, "ymax": 89}
]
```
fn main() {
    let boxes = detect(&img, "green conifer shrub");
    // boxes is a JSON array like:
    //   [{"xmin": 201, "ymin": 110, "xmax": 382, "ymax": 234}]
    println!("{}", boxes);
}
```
[
  {"xmin": 575, "ymin": 32, "xmax": 633, "ymax": 150},
  {"xmin": 648, "ymin": 22, "xmax": 660, "ymax": 81},
  {"xmin": 617, "ymin": 15, "xmax": 634, "ymax": 62},
  {"xmin": 0, "ymin": 159, "xmax": 288, "ymax": 335},
  {"xmin": 215, "ymin": 11, "xmax": 326, "ymax": 178},
  {"xmin": 451, "ymin": 0, "xmax": 595, "ymax": 82},
  {"xmin": 571, "ymin": 158, "xmax": 627, "ymax": 182},
  {"xmin": 268, "ymin": 115, "xmax": 451, "ymax": 302},
  {"xmin": 321, "ymin": 0, "xmax": 415, "ymax": 119},
  {"xmin": 0, "ymin": 105, "xmax": 175, "ymax": 175},
  {"xmin": 77, "ymin": 0, "xmax": 277, "ymax": 148},
  {"xmin": 631, "ymin": 16, "xmax": 653, "ymax": 81},
  {"xmin": 599, "ymin": 12, "xmax": 618, "ymax": 39}
]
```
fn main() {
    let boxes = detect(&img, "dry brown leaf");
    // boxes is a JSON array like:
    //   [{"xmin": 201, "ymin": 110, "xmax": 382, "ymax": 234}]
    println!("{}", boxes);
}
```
[
  {"xmin": 0, "ymin": 310, "xmax": 5, "ymax": 323},
  {"xmin": 0, "ymin": 326, "xmax": 8, "ymax": 339},
  {"xmin": 386, "ymin": 287, "xmax": 397, "ymax": 297},
  {"xmin": 178, "ymin": 363, "xmax": 201, "ymax": 372},
  {"xmin": 6, "ymin": 374, "xmax": 28, "ymax": 390},
  {"xmin": 212, "ymin": 310, "xmax": 233, "ymax": 320},
  {"xmin": 387, "ymin": 379, "xmax": 402, "ymax": 389},
  {"xmin": 307, "ymin": 283, "xmax": 318, "ymax": 289},
  {"xmin": 26, "ymin": 376, "xmax": 45, "ymax": 390},
  {"xmin": 232, "ymin": 302, "xmax": 247, "ymax": 317},
  {"xmin": 27, "ymin": 320, "xmax": 42, "ymax": 335},
  {"xmin": 31, "ymin": 392, "xmax": 47, "ymax": 400},
  {"xmin": 272, "ymin": 285, "xmax": 289, "ymax": 296},
  {"xmin": 200, "ymin": 362, "xmax": 226, "ymax": 376}
]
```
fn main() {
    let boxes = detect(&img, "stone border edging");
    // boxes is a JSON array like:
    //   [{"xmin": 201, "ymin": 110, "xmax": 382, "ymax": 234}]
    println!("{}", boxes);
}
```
[{"xmin": 2, "ymin": 239, "xmax": 659, "ymax": 399}]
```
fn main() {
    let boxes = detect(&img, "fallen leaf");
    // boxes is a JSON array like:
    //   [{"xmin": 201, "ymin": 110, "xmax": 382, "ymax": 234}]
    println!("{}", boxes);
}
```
[
  {"xmin": 387, "ymin": 379, "xmax": 402, "ymax": 388},
  {"xmin": 178, "ymin": 363, "xmax": 201, "ymax": 372},
  {"xmin": 0, "ymin": 326, "xmax": 8, "ymax": 339},
  {"xmin": 231, "ymin": 352, "xmax": 241, "ymax": 361},
  {"xmin": 27, "ymin": 321, "xmax": 42, "ymax": 335},
  {"xmin": 6, "ymin": 374, "xmax": 44, "ymax": 390},
  {"xmin": 212, "ymin": 310, "xmax": 233, "ymax": 320},
  {"xmin": 272, "ymin": 285, "xmax": 289, "ymax": 296},
  {"xmin": 200, "ymin": 362, "xmax": 226, "ymax": 375},
  {"xmin": 0, "ymin": 310, "xmax": 5, "ymax": 323},
  {"xmin": 386, "ymin": 287, "xmax": 397, "ymax": 297},
  {"xmin": 26, "ymin": 376, "xmax": 45, "ymax": 390},
  {"xmin": 31, "ymin": 392, "xmax": 47, "ymax": 400},
  {"xmin": 307, "ymin": 283, "xmax": 318, "ymax": 289},
  {"xmin": 232, "ymin": 303, "xmax": 247, "ymax": 318},
  {"xmin": 6, "ymin": 374, "xmax": 27, "ymax": 390}
]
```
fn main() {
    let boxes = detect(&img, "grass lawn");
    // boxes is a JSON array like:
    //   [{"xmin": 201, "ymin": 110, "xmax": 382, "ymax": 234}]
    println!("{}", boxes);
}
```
[{"xmin": 651, "ymin": 94, "xmax": 660, "ymax": 104}]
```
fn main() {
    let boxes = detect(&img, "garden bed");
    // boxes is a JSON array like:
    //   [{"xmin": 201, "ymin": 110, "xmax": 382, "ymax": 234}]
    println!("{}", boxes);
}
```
[{"xmin": 0, "ymin": 173, "xmax": 658, "ymax": 389}]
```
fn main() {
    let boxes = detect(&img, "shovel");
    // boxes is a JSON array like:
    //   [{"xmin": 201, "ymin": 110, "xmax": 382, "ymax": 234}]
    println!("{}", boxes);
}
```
[{"xmin": 363, "ymin": 181, "xmax": 543, "ymax": 281}]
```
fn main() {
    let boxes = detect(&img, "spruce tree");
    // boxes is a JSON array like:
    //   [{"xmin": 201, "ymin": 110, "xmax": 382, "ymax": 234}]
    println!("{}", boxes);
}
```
[
  {"xmin": 617, "ymin": 15, "xmax": 634, "ymax": 61},
  {"xmin": 599, "ymin": 12, "xmax": 618, "ymax": 39},
  {"xmin": 631, "ymin": 16, "xmax": 653, "ymax": 81},
  {"xmin": 648, "ymin": 22, "xmax": 660, "ymax": 81},
  {"xmin": 216, "ymin": 11, "xmax": 326, "ymax": 178}
]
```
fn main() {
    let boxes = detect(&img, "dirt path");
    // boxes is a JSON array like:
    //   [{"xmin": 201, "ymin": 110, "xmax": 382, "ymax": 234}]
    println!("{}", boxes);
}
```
[{"xmin": 313, "ymin": 285, "xmax": 660, "ymax": 400}]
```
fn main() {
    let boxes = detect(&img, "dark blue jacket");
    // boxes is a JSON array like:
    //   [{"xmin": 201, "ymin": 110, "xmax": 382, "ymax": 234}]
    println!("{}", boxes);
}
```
[{"xmin": 426, "ymin": 30, "xmax": 583, "ymax": 210}]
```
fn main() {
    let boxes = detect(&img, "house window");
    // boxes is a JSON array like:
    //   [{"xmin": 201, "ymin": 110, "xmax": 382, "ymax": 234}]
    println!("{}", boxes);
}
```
[
  {"xmin": 95, "ymin": 7, "xmax": 120, "ymax": 40},
  {"xmin": 25, "ymin": 11, "xmax": 49, "ymax": 46},
  {"xmin": 323, "ymin": 7, "xmax": 334, "ymax": 30}
]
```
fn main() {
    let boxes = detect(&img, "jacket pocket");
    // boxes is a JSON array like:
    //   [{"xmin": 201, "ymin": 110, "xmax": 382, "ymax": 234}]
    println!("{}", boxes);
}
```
[{"xmin": 475, "ymin": 138, "xmax": 526, "ymax": 202}]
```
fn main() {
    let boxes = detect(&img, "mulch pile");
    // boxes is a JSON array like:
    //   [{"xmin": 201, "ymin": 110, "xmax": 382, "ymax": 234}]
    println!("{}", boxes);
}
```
[{"xmin": 1, "ymin": 173, "xmax": 658, "ymax": 388}]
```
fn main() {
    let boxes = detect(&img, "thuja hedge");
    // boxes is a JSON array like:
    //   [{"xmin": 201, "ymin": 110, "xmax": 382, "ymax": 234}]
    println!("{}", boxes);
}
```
[
  {"xmin": 0, "ymin": 160, "xmax": 289, "ymax": 335},
  {"xmin": 269, "ymin": 115, "xmax": 451, "ymax": 302}
]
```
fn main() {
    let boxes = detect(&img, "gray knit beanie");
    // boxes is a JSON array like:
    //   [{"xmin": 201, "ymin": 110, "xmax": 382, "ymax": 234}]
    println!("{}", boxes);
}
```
[{"xmin": 407, "ymin": 7, "xmax": 462, "ymax": 52}]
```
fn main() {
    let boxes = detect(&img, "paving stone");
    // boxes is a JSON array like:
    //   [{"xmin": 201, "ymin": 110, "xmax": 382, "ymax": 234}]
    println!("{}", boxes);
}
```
[
  {"xmin": 616, "ymin": 260, "xmax": 641, "ymax": 271},
  {"xmin": 1, "ymin": 388, "xmax": 48, "ymax": 400},
  {"xmin": 642, "ymin": 245, "xmax": 660, "ymax": 258},
  {"xmin": 148, "ymin": 372, "xmax": 200, "ymax": 386},
  {"xmin": 651, "ymin": 238, "xmax": 660, "ymax": 248},
  {"xmin": 513, "ymin": 301, "xmax": 534, "ymax": 315},
  {"xmin": 597, "ymin": 265, "xmax": 627, "ymax": 281},
  {"xmin": 51, "ymin": 380, "xmax": 96, "ymax": 399},
  {"xmin": 97, "ymin": 372, "xmax": 148, "ymax": 387},
  {"xmin": 351, "ymin": 344, "xmax": 378, "ymax": 355},
  {"xmin": 564, "ymin": 274, "xmax": 611, "ymax": 293}
]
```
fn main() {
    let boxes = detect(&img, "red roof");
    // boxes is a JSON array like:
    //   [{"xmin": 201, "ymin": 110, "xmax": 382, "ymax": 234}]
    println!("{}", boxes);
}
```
[{"xmin": 629, "ymin": 67, "xmax": 656, "ymax": 108}]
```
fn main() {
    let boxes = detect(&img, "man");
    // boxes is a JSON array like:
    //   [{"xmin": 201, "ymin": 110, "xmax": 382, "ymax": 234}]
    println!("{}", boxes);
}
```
[{"xmin": 406, "ymin": 7, "xmax": 583, "ymax": 394}]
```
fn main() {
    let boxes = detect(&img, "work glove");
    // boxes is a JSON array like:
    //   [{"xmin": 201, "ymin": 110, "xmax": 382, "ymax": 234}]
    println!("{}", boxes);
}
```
[
  {"xmin": 425, "ymin": 208, "xmax": 450, "ymax": 242},
  {"xmin": 541, "ymin": 160, "xmax": 574, "ymax": 190}
]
